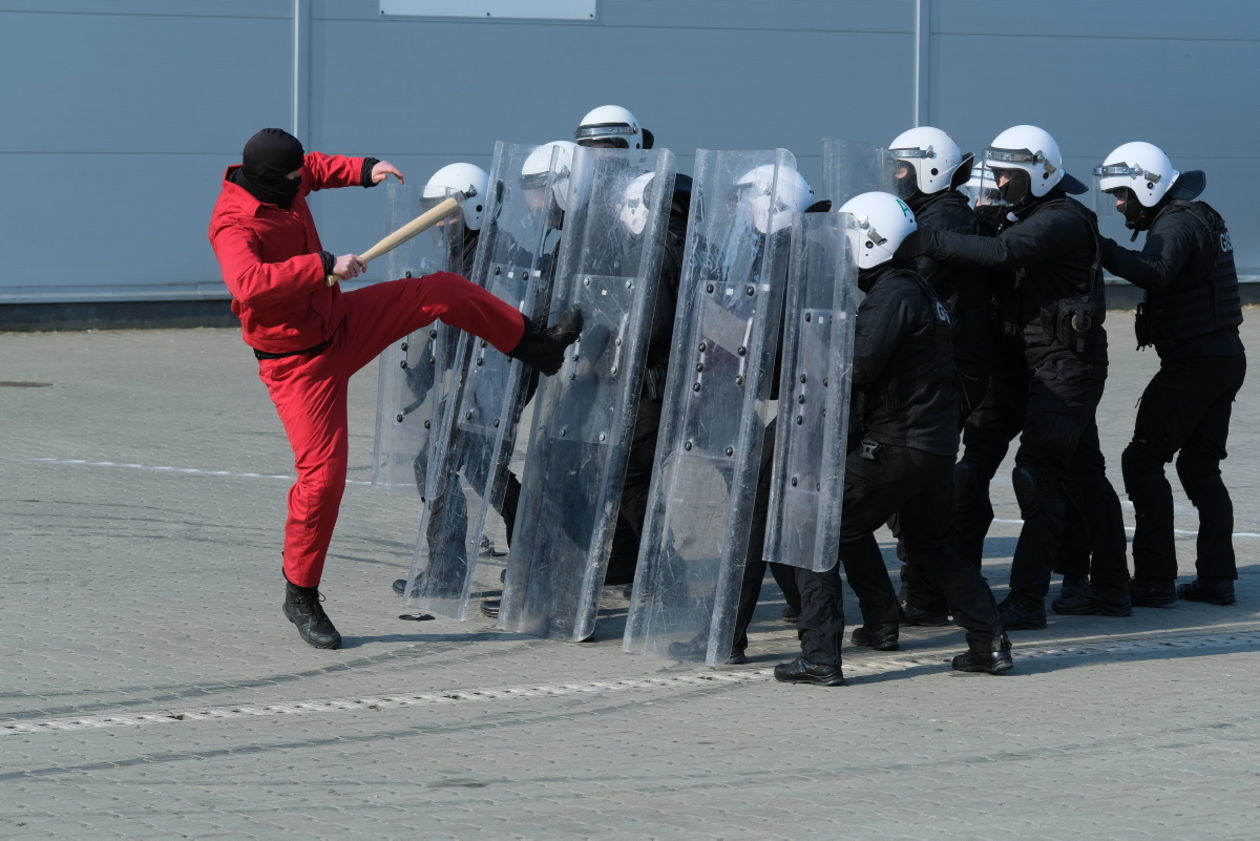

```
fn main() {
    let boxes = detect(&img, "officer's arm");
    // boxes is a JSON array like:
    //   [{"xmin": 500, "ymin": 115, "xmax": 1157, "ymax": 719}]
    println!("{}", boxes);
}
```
[
  {"xmin": 923, "ymin": 210, "xmax": 1079, "ymax": 270},
  {"xmin": 1101, "ymin": 217, "xmax": 1197, "ymax": 290}
]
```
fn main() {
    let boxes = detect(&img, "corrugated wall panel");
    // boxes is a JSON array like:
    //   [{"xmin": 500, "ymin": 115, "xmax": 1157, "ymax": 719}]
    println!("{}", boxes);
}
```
[{"xmin": 1, "ymin": 0, "xmax": 1255, "ymax": 303}]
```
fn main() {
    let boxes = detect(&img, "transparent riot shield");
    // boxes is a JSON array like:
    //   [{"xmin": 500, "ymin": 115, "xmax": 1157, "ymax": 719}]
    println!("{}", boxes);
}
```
[
  {"xmin": 371, "ymin": 182, "xmax": 466, "ymax": 492},
  {"xmin": 402, "ymin": 141, "xmax": 570, "ymax": 619},
  {"xmin": 499, "ymin": 147, "xmax": 677, "ymax": 641},
  {"xmin": 763, "ymin": 211, "xmax": 860, "ymax": 572},
  {"xmin": 822, "ymin": 137, "xmax": 893, "ymax": 206},
  {"xmin": 622, "ymin": 148, "xmax": 799, "ymax": 666}
]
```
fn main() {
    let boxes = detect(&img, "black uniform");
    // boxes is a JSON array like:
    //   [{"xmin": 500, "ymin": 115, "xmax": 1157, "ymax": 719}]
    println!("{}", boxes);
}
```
[
  {"xmin": 1108, "ymin": 197, "xmax": 1245, "ymax": 592},
  {"xmin": 921, "ymin": 189, "xmax": 1131, "ymax": 623},
  {"xmin": 898, "ymin": 187, "xmax": 994, "ymax": 617},
  {"xmin": 604, "ymin": 182, "xmax": 691, "ymax": 585},
  {"xmin": 793, "ymin": 262, "xmax": 1003, "ymax": 667}
]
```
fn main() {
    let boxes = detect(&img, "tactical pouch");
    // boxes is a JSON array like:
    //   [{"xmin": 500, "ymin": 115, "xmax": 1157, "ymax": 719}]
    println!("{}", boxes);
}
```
[{"xmin": 1047, "ymin": 295, "xmax": 1096, "ymax": 353}]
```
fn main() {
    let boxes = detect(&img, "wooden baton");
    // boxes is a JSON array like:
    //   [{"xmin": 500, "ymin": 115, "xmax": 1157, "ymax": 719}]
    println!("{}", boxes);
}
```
[{"xmin": 326, "ymin": 195, "xmax": 463, "ymax": 286}]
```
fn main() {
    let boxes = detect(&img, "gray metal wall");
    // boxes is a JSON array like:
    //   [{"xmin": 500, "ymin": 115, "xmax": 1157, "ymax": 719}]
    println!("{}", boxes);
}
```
[{"xmin": 2, "ymin": 0, "xmax": 1256, "ymax": 303}]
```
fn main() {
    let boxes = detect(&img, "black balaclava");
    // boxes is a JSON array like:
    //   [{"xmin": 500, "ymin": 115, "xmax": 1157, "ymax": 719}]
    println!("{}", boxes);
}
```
[
  {"xmin": 234, "ymin": 128, "xmax": 305, "ymax": 208},
  {"xmin": 995, "ymin": 168, "xmax": 1033, "ymax": 212}
]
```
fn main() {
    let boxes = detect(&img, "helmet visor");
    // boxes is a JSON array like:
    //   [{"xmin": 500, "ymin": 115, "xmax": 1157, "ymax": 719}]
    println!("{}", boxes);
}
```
[
  {"xmin": 575, "ymin": 124, "xmax": 636, "ymax": 147},
  {"xmin": 986, "ymin": 147, "xmax": 1054, "ymax": 174}
]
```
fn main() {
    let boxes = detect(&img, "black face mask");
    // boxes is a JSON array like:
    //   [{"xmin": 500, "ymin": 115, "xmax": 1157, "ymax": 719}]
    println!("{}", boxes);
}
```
[
  {"xmin": 995, "ymin": 168, "xmax": 1032, "ymax": 210},
  {"xmin": 235, "ymin": 128, "xmax": 305, "ymax": 208}
]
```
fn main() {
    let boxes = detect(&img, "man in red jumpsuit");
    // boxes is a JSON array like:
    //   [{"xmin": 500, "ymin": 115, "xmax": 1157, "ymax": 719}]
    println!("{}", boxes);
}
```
[{"xmin": 209, "ymin": 128, "xmax": 581, "ymax": 650}]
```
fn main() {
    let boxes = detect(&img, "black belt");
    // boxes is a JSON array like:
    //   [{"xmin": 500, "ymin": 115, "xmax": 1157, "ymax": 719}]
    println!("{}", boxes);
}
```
[{"xmin": 253, "ymin": 340, "xmax": 329, "ymax": 361}]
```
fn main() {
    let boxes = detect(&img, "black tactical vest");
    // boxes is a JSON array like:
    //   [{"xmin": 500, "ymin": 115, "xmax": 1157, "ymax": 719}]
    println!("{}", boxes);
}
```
[{"xmin": 1137, "ymin": 201, "xmax": 1243, "ymax": 349}]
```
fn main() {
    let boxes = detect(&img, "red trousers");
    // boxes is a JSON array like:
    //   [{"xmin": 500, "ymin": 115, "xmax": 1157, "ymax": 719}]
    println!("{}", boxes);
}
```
[{"xmin": 258, "ymin": 273, "xmax": 526, "ymax": 587}]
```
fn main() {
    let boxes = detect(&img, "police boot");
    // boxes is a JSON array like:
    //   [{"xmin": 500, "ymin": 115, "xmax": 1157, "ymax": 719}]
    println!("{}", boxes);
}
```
[
  {"xmin": 667, "ymin": 634, "xmax": 745, "ymax": 665},
  {"xmin": 998, "ymin": 593, "xmax": 1046, "ymax": 631},
  {"xmin": 850, "ymin": 622, "xmax": 899, "ymax": 651},
  {"xmin": 391, "ymin": 575, "xmax": 424, "ymax": 598},
  {"xmin": 1059, "ymin": 575, "xmax": 1090, "ymax": 601},
  {"xmin": 506, "ymin": 305, "xmax": 584, "ymax": 376},
  {"xmin": 1177, "ymin": 577, "xmax": 1236, "ymax": 606},
  {"xmin": 900, "ymin": 603, "xmax": 952, "ymax": 626},
  {"xmin": 1129, "ymin": 578, "xmax": 1177, "ymax": 607},
  {"xmin": 1051, "ymin": 585, "xmax": 1133, "ymax": 617},
  {"xmin": 773, "ymin": 656, "xmax": 845, "ymax": 686},
  {"xmin": 283, "ymin": 580, "xmax": 342, "ymax": 650},
  {"xmin": 952, "ymin": 632, "xmax": 1013, "ymax": 675}
]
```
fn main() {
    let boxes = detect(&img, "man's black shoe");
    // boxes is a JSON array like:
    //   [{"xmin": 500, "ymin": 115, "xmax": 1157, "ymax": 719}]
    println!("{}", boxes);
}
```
[
  {"xmin": 283, "ymin": 581, "xmax": 342, "ymax": 649},
  {"xmin": 506, "ymin": 305, "xmax": 584, "ymax": 376},
  {"xmin": 1051, "ymin": 586, "xmax": 1133, "ymax": 617},
  {"xmin": 1059, "ymin": 575, "xmax": 1090, "ymax": 601},
  {"xmin": 781, "ymin": 605, "xmax": 800, "ymax": 624},
  {"xmin": 391, "ymin": 576, "xmax": 426, "ymax": 598},
  {"xmin": 850, "ymin": 622, "xmax": 899, "ymax": 651},
  {"xmin": 998, "ymin": 594, "xmax": 1047, "ymax": 630},
  {"xmin": 1178, "ymin": 577, "xmax": 1236, "ymax": 606},
  {"xmin": 900, "ymin": 603, "xmax": 951, "ymax": 626},
  {"xmin": 952, "ymin": 632, "xmax": 1013, "ymax": 674},
  {"xmin": 666, "ymin": 635, "xmax": 745, "ymax": 664},
  {"xmin": 1129, "ymin": 578, "xmax": 1177, "ymax": 608},
  {"xmin": 480, "ymin": 598, "xmax": 501, "ymax": 618},
  {"xmin": 773, "ymin": 656, "xmax": 846, "ymax": 686},
  {"xmin": 726, "ymin": 648, "xmax": 748, "ymax": 665}
]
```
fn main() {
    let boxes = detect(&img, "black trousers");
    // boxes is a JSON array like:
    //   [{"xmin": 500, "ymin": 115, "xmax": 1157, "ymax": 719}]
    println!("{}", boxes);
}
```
[
  {"xmin": 1121, "ymin": 352, "xmax": 1246, "ymax": 581},
  {"xmin": 1008, "ymin": 358, "xmax": 1128, "ymax": 601},
  {"xmin": 796, "ymin": 445, "xmax": 1002, "ymax": 666},
  {"xmin": 605, "ymin": 398, "xmax": 664, "ymax": 585}
]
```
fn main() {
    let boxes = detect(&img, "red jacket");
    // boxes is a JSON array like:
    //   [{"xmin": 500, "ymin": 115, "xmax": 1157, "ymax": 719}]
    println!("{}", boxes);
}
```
[{"xmin": 208, "ymin": 151, "xmax": 367, "ymax": 352}]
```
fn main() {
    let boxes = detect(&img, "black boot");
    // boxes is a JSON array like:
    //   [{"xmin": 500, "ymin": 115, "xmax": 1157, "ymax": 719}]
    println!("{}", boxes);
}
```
[
  {"xmin": 1059, "ymin": 575, "xmax": 1090, "ymax": 601},
  {"xmin": 1129, "ymin": 578, "xmax": 1177, "ymax": 607},
  {"xmin": 900, "ymin": 603, "xmax": 951, "ymax": 626},
  {"xmin": 773, "ymin": 656, "xmax": 846, "ymax": 686},
  {"xmin": 667, "ymin": 634, "xmax": 745, "ymax": 665},
  {"xmin": 506, "ymin": 305, "xmax": 584, "ymax": 376},
  {"xmin": 781, "ymin": 605, "xmax": 800, "ymax": 624},
  {"xmin": 391, "ymin": 575, "xmax": 424, "ymax": 598},
  {"xmin": 480, "ymin": 598, "xmax": 501, "ymax": 618},
  {"xmin": 283, "ymin": 580, "xmax": 342, "ymax": 649},
  {"xmin": 1177, "ymin": 577, "xmax": 1236, "ymax": 606},
  {"xmin": 1051, "ymin": 585, "xmax": 1133, "ymax": 617},
  {"xmin": 952, "ymin": 632, "xmax": 1013, "ymax": 674},
  {"xmin": 850, "ymin": 622, "xmax": 899, "ymax": 651},
  {"xmin": 998, "ymin": 593, "xmax": 1047, "ymax": 630}
]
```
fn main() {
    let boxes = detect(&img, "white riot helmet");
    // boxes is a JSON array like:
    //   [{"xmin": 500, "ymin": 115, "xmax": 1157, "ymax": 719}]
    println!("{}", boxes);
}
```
[
  {"xmin": 1094, "ymin": 141, "xmax": 1178, "ymax": 209},
  {"xmin": 961, "ymin": 161, "xmax": 1005, "ymax": 209},
  {"xmin": 734, "ymin": 164, "xmax": 814, "ymax": 234},
  {"xmin": 838, "ymin": 191, "xmax": 917, "ymax": 270},
  {"xmin": 422, "ymin": 162, "xmax": 489, "ymax": 231},
  {"xmin": 984, "ymin": 124, "xmax": 1065, "ymax": 204},
  {"xmin": 619, "ymin": 171, "xmax": 657, "ymax": 235},
  {"xmin": 888, "ymin": 126, "xmax": 972, "ymax": 196},
  {"xmin": 575, "ymin": 105, "xmax": 650, "ymax": 149},
  {"xmin": 521, "ymin": 140, "xmax": 576, "ymax": 209}
]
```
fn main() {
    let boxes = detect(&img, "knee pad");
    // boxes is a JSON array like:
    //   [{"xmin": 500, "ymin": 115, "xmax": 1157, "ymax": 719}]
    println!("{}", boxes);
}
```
[
  {"xmin": 1012, "ymin": 465, "xmax": 1045, "ymax": 518},
  {"xmin": 1120, "ymin": 440, "xmax": 1166, "ymax": 498}
]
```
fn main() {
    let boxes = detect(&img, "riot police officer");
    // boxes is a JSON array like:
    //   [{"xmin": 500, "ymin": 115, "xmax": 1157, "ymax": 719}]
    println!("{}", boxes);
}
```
[
  {"xmin": 775, "ymin": 192, "xmax": 1011, "ymax": 686},
  {"xmin": 885, "ymin": 126, "xmax": 991, "ymax": 626},
  {"xmin": 1096, "ymin": 141, "xmax": 1246, "ymax": 607},
  {"xmin": 910, "ymin": 125, "xmax": 1132, "ymax": 630}
]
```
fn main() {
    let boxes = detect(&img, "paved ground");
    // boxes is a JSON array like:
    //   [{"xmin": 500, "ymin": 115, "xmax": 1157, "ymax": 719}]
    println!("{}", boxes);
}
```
[{"xmin": 2, "ymin": 315, "xmax": 1259, "ymax": 840}]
